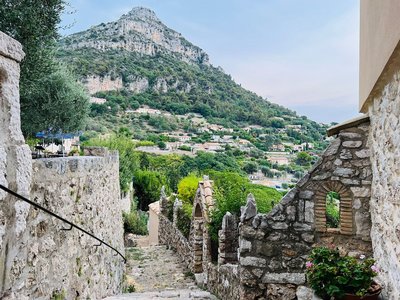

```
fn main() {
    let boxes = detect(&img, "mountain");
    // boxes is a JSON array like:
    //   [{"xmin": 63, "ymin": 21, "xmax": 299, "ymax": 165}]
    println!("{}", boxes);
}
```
[{"xmin": 57, "ymin": 7, "xmax": 328, "ymax": 145}]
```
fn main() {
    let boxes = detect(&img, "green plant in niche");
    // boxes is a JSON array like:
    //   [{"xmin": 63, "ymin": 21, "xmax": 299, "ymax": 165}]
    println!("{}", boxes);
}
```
[{"xmin": 326, "ymin": 191, "xmax": 340, "ymax": 228}]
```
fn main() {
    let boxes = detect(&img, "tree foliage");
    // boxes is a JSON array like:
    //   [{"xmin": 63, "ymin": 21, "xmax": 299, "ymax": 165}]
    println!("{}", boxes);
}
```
[
  {"xmin": 208, "ymin": 171, "xmax": 282, "ymax": 242},
  {"xmin": 0, "ymin": 0, "xmax": 89, "ymax": 136},
  {"xmin": 177, "ymin": 175, "xmax": 201, "ymax": 204},
  {"xmin": 132, "ymin": 170, "xmax": 166, "ymax": 211},
  {"xmin": 22, "ymin": 67, "xmax": 89, "ymax": 134}
]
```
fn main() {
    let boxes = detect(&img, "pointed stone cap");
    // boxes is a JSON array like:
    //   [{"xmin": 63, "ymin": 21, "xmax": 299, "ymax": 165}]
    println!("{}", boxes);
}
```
[
  {"xmin": 160, "ymin": 185, "xmax": 166, "ymax": 198},
  {"xmin": 240, "ymin": 194, "xmax": 257, "ymax": 222},
  {"xmin": 173, "ymin": 197, "xmax": 182, "ymax": 208},
  {"xmin": 222, "ymin": 212, "xmax": 236, "ymax": 229}
]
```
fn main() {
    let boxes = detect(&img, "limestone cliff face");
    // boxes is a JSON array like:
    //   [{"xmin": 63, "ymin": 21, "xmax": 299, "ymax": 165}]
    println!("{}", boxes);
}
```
[{"xmin": 61, "ymin": 7, "xmax": 209, "ymax": 65}]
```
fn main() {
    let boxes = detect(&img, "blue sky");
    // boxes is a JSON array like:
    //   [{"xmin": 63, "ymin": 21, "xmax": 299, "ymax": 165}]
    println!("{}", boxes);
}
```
[{"xmin": 60, "ymin": 0, "xmax": 361, "ymax": 124}]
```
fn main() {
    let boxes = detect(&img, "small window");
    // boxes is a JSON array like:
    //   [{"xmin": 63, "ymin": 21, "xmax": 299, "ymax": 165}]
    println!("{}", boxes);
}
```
[{"xmin": 326, "ymin": 191, "xmax": 340, "ymax": 229}]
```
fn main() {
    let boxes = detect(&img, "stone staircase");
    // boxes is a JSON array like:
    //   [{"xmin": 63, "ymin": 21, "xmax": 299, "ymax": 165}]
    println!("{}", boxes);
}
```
[
  {"xmin": 103, "ymin": 241, "xmax": 217, "ymax": 300},
  {"xmin": 104, "ymin": 288, "xmax": 216, "ymax": 299}
]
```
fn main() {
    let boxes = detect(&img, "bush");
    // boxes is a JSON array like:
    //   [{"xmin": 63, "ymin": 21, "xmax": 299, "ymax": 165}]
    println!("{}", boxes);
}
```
[
  {"xmin": 208, "ymin": 171, "xmax": 282, "ymax": 243},
  {"xmin": 307, "ymin": 247, "xmax": 380, "ymax": 299},
  {"xmin": 132, "ymin": 170, "xmax": 166, "ymax": 210},
  {"xmin": 123, "ymin": 210, "xmax": 148, "ymax": 235},
  {"xmin": 83, "ymin": 136, "xmax": 140, "ymax": 192},
  {"xmin": 178, "ymin": 145, "xmax": 192, "ymax": 151},
  {"xmin": 176, "ymin": 203, "xmax": 192, "ymax": 239},
  {"xmin": 177, "ymin": 175, "xmax": 201, "ymax": 204}
]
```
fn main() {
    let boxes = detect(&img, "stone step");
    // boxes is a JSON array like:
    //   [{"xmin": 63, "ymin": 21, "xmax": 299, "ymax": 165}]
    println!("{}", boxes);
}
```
[{"xmin": 103, "ymin": 289, "xmax": 218, "ymax": 300}]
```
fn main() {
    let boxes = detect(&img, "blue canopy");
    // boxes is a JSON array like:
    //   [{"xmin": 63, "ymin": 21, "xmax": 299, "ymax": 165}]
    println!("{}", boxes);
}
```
[{"xmin": 35, "ymin": 131, "xmax": 82, "ymax": 139}]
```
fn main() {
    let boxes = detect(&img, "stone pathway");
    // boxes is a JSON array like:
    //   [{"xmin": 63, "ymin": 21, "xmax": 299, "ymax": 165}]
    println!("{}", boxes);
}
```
[{"xmin": 104, "ymin": 237, "xmax": 217, "ymax": 300}]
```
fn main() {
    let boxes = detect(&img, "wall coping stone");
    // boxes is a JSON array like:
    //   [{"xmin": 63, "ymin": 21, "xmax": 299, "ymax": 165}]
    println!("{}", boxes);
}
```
[
  {"xmin": 0, "ymin": 31, "xmax": 25, "ymax": 62},
  {"xmin": 327, "ymin": 115, "xmax": 370, "ymax": 137}
]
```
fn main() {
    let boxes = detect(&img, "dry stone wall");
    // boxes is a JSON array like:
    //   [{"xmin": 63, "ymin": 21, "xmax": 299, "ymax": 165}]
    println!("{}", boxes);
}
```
[
  {"xmin": 237, "ymin": 117, "xmax": 373, "ymax": 299},
  {"xmin": 368, "ymin": 69, "xmax": 400, "ymax": 299},
  {"xmin": 26, "ymin": 152, "xmax": 125, "ymax": 299},
  {"xmin": 0, "ymin": 31, "xmax": 125, "ymax": 299},
  {"xmin": 159, "ymin": 191, "xmax": 192, "ymax": 270},
  {"xmin": 158, "ymin": 117, "xmax": 374, "ymax": 300}
]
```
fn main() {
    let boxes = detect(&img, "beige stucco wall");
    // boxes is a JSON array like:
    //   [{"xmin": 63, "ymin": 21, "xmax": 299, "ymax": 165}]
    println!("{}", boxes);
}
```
[
  {"xmin": 359, "ymin": 0, "xmax": 400, "ymax": 111},
  {"xmin": 148, "ymin": 201, "xmax": 160, "ymax": 245}
]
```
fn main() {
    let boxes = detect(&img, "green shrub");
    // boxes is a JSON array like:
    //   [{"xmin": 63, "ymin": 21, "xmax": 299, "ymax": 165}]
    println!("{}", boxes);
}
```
[
  {"xmin": 123, "ymin": 209, "xmax": 148, "ymax": 235},
  {"xmin": 208, "ymin": 171, "xmax": 282, "ymax": 243},
  {"xmin": 307, "ymin": 247, "xmax": 380, "ymax": 299},
  {"xmin": 176, "ymin": 203, "xmax": 192, "ymax": 239},
  {"xmin": 178, "ymin": 145, "xmax": 191, "ymax": 151},
  {"xmin": 177, "ymin": 175, "xmax": 201, "ymax": 204},
  {"xmin": 132, "ymin": 170, "xmax": 167, "ymax": 210},
  {"xmin": 83, "ymin": 136, "xmax": 140, "ymax": 192}
]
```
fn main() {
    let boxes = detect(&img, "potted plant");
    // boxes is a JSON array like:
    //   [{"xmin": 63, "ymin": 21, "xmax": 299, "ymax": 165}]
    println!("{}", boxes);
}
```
[{"xmin": 306, "ymin": 247, "xmax": 382, "ymax": 300}]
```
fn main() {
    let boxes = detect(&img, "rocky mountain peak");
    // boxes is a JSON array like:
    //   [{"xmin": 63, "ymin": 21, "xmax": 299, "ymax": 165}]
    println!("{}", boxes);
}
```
[
  {"xmin": 61, "ymin": 7, "xmax": 209, "ymax": 65},
  {"xmin": 123, "ymin": 7, "xmax": 159, "ymax": 21}
]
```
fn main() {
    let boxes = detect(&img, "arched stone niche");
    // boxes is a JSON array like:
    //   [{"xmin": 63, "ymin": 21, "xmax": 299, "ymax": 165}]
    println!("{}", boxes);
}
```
[
  {"xmin": 315, "ymin": 181, "xmax": 353, "ymax": 235},
  {"xmin": 194, "ymin": 203, "xmax": 203, "ymax": 218}
]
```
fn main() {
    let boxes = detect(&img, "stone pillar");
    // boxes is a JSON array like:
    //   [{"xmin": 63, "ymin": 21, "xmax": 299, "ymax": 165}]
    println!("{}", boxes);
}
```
[
  {"xmin": 192, "ymin": 218, "xmax": 204, "ymax": 273},
  {"xmin": 173, "ymin": 198, "xmax": 182, "ymax": 226},
  {"xmin": 218, "ymin": 212, "xmax": 238, "ymax": 265},
  {"xmin": 0, "ymin": 31, "xmax": 32, "ymax": 295},
  {"xmin": 159, "ymin": 186, "xmax": 168, "ymax": 216}
]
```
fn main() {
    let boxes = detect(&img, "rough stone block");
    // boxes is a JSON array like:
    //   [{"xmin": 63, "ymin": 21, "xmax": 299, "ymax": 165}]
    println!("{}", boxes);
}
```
[
  {"xmin": 239, "ymin": 239, "xmax": 252, "ymax": 253},
  {"xmin": 240, "ymin": 256, "xmax": 266, "ymax": 267},
  {"xmin": 301, "ymin": 233, "xmax": 314, "ymax": 243},
  {"xmin": 339, "ymin": 132, "xmax": 362, "ymax": 139},
  {"xmin": 286, "ymin": 206, "xmax": 296, "ymax": 221},
  {"xmin": 333, "ymin": 167, "xmax": 355, "ymax": 177},
  {"xmin": 340, "ymin": 149, "xmax": 353, "ymax": 160},
  {"xmin": 293, "ymin": 222, "xmax": 312, "ymax": 231},
  {"xmin": 267, "ymin": 283, "xmax": 297, "ymax": 300},
  {"xmin": 343, "ymin": 140, "xmax": 363, "ymax": 148},
  {"xmin": 262, "ymin": 272, "xmax": 306, "ymax": 284},
  {"xmin": 355, "ymin": 149, "xmax": 370, "ymax": 158},
  {"xmin": 299, "ymin": 190, "xmax": 314, "ymax": 200},
  {"xmin": 296, "ymin": 286, "xmax": 314, "ymax": 300},
  {"xmin": 0, "ymin": 31, "xmax": 25, "ymax": 62},
  {"xmin": 323, "ymin": 138, "xmax": 341, "ymax": 156},
  {"xmin": 350, "ymin": 187, "xmax": 371, "ymax": 198},
  {"xmin": 270, "ymin": 222, "xmax": 289, "ymax": 230},
  {"xmin": 304, "ymin": 201, "xmax": 314, "ymax": 223}
]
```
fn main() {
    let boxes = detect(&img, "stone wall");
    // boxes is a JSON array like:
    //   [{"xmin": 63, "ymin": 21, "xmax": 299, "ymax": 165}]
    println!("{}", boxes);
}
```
[
  {"xmin": 0, "ymin": 31, "xmax": 125, "ymax": 299},
  {"xmin": 159, "ymin": 189, "xmax": 192, "ymax": 269},
  {"xmin": 368, "ymin": 69, "xmax": 400, "ymax": 299},
  {"xmin": 25, "ymin": 153, "xmax": 125, "ymax": 299},
  {"xmin": 205, "ymin": 264, "xmax": 240, "ymax": 300},
  {"xmin": 159, "ymin": 213, "xmax": 192, "ymax": 270},
  {"xmin": 236, "ymin": 117, "xmax": 373, "ymax": 299},
  {"xmin": 158, "ymin": 117, "xmax": 375, "ymax": 300}
]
